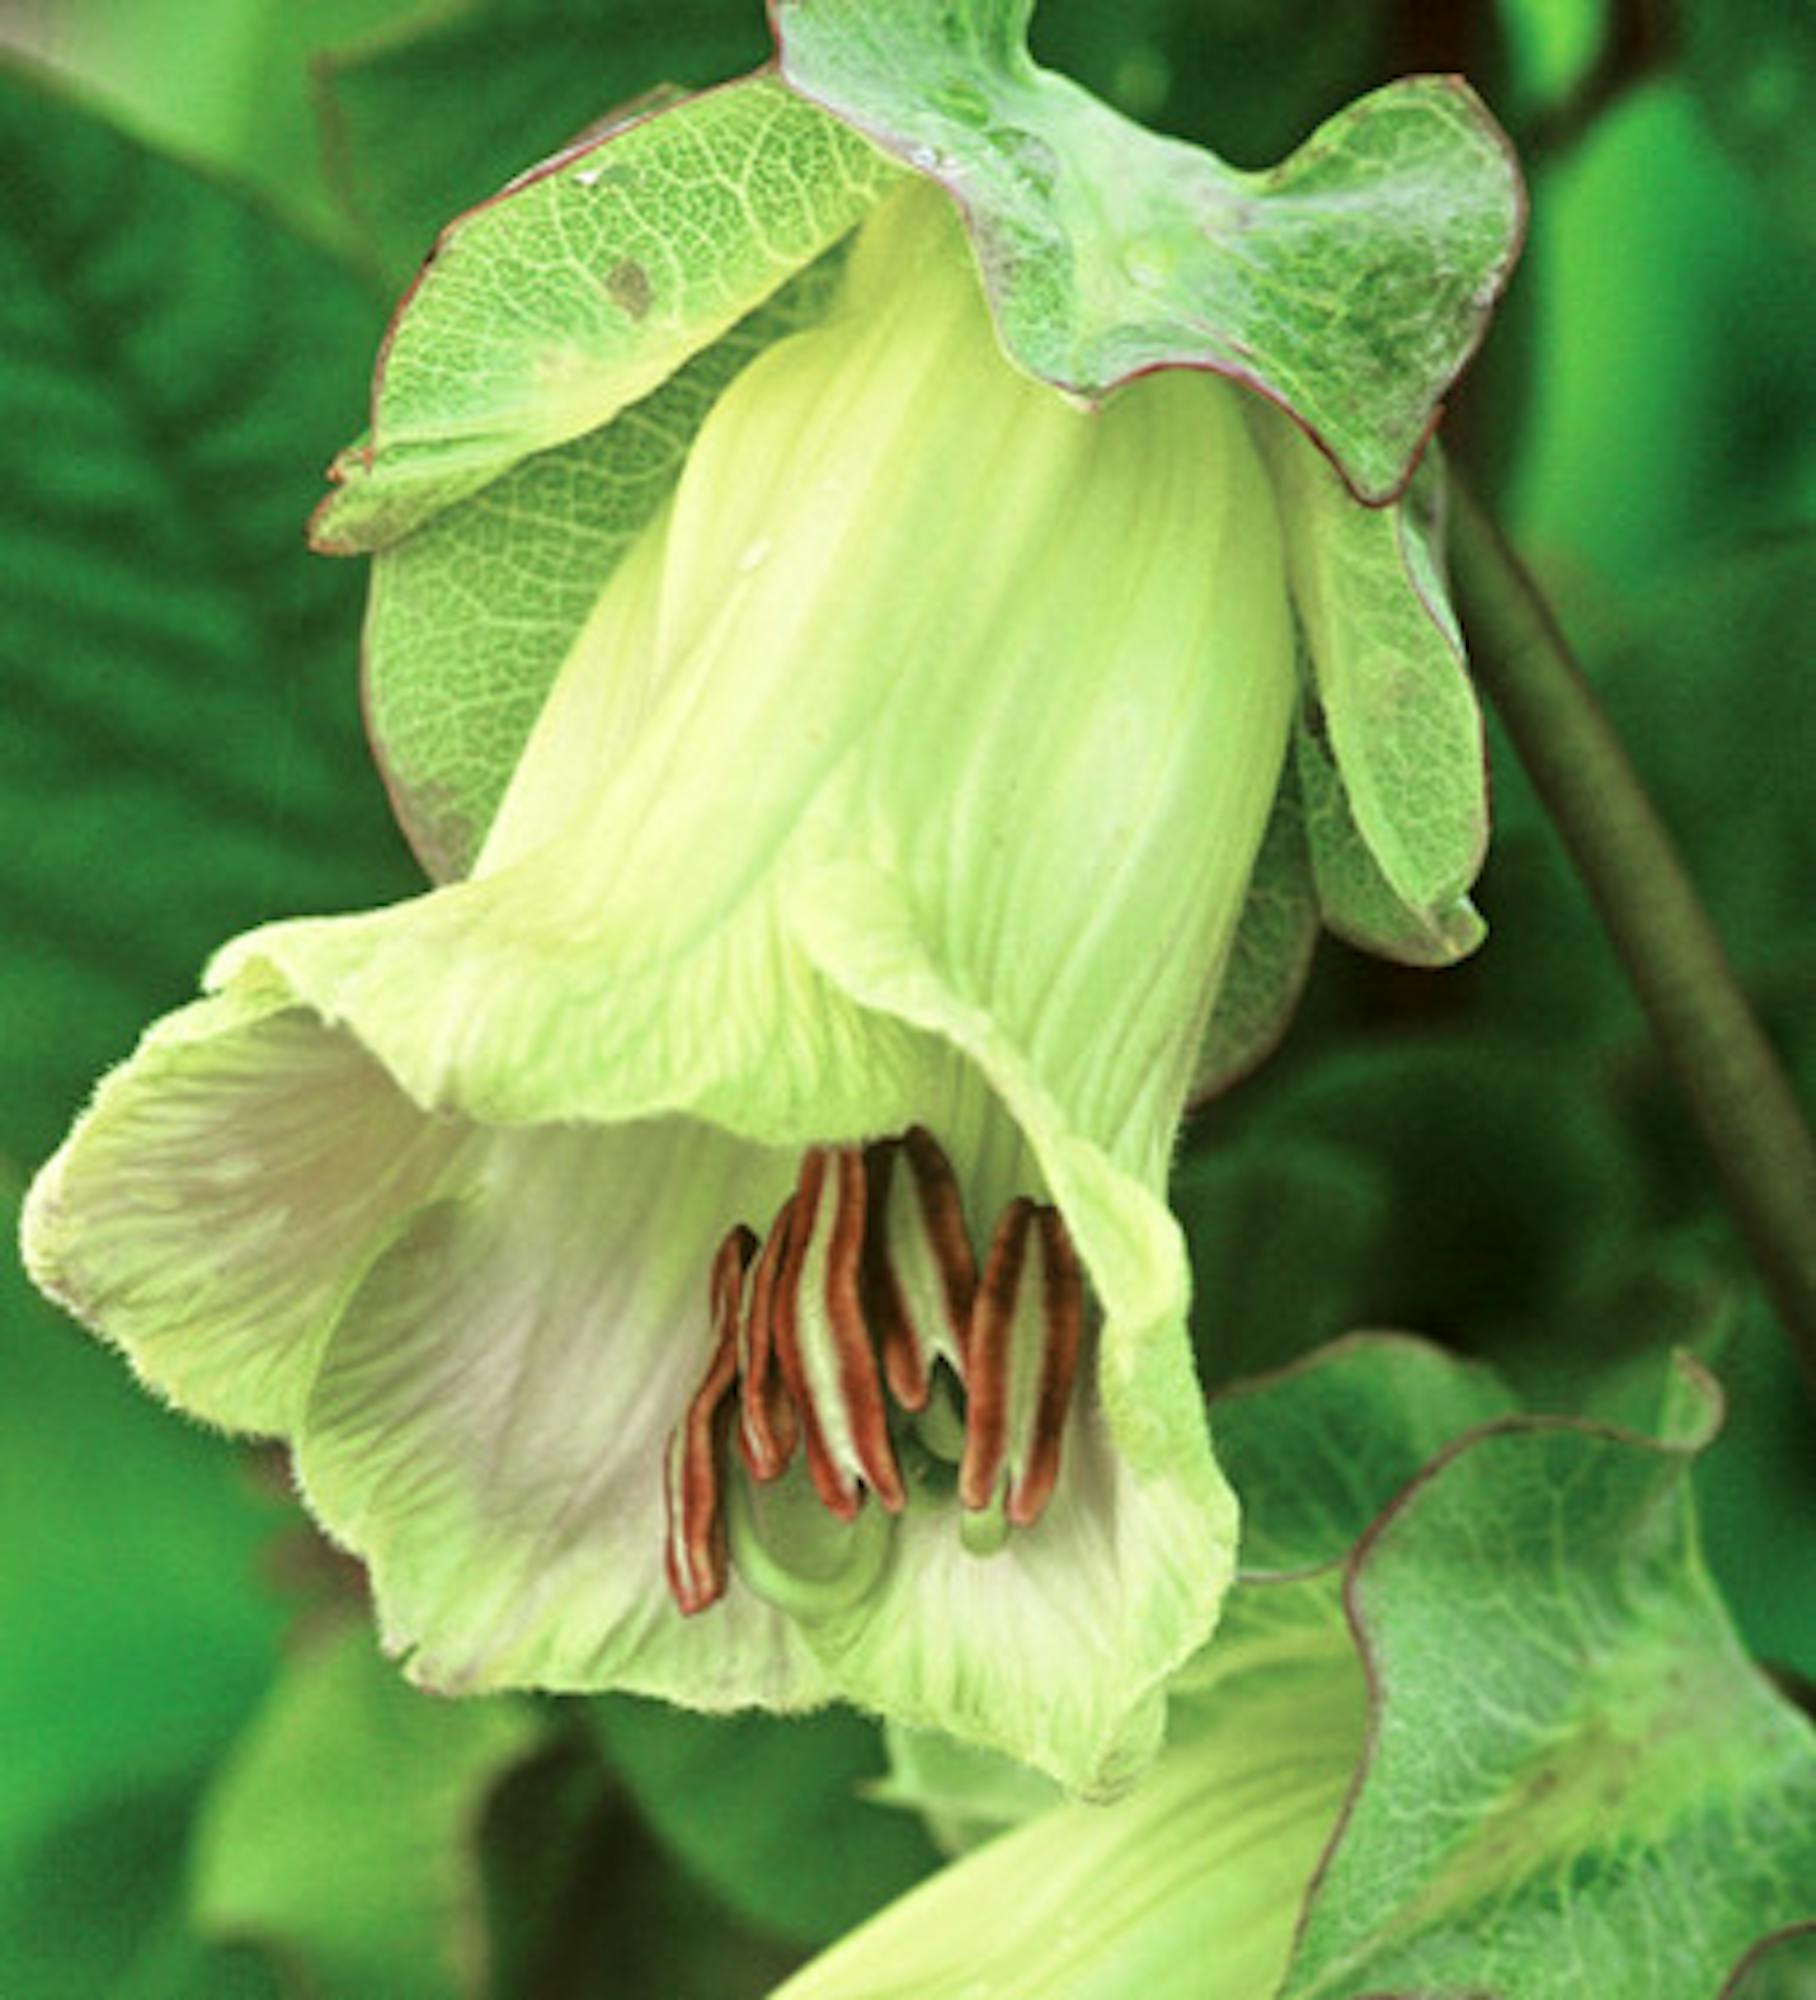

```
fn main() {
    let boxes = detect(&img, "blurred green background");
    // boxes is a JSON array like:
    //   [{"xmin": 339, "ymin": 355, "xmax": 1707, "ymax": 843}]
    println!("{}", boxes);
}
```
[{"xmin": 1, "ymin": 0, "xmax": 1810, "ymax": 1992}]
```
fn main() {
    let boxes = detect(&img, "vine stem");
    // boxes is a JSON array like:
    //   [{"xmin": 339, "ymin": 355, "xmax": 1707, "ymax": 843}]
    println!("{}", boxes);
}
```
[{"xmin": 1451, "ymin": 479, "xmax": 1816, "ymax": 1395}]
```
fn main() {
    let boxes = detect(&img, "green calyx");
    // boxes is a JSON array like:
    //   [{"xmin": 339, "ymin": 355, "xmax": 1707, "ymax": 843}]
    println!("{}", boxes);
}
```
[{"xmin": 773, "ymin": 0, "xmax": 1525, "ymax": 503}]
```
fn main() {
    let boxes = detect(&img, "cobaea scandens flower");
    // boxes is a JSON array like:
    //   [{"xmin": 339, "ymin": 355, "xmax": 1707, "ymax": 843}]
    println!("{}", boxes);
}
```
[{"xmin": 23, "ymin": 24, "xmax": 1518, "ymax": 1790}]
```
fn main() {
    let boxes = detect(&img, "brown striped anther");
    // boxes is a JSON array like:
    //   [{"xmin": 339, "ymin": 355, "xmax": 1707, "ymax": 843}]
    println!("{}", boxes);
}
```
[
  {"xmin": 773, "ymin": 1148, "xmax": 905, "ymax": 1520},
  {"xmin": 737, "ymin": 1197, "xmax": 801, "ymax": 1482},
  {"xmin": 867, "ymin": 1125, "xmax": 978, "ymax": 1410},
  {"xmin": 661, "ymin": 1228, "xmax": 752, "ymax": 1616},
  {"xmin": 958, "ymin": 1199, "xmax": 1081, "ymax": 1532}
]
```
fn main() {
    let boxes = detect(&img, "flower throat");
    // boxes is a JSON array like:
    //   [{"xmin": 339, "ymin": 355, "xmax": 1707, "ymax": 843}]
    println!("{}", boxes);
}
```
[{"xmin": 663, "ymin": 1128, "xmax": 1085, "ymax": 1615}]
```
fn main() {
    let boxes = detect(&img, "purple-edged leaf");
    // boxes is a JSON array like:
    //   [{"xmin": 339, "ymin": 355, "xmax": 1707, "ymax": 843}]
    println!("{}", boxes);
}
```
[
  {"xmin": 349, "ymin": 240, "xmax": 853, "ymax": 879},
  {"xmin": 1722, "ymin": 1923, "xmax": 1816, "ymax": 2000},
  {"xmin": 1282, "ymin": 1359, "xmax": 1816, "ymax": 2000},
  {"xmin": 312, "ymin": 73, "xmax": 896, "ymax": 553},
  {"xmin": 1212, "ymin": 1333, "xmax": 1517, "ymax": 1578},
  {"xmin": 773, "ymin": 0, "xmax": 1523, "ymax": 502}
]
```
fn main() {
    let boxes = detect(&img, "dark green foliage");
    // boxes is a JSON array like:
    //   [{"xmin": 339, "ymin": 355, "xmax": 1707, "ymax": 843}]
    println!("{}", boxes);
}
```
[
  {"xmin": 323, "ymin": 0, "xmax": 774, "ymax": 277},
  {"xmin": 1, "ymin": 0, "xmax": 1812, "ymax": 1989},
  {"xmin": 0, "ymin": 62, "xmax": 417, "ymax": 1171}
]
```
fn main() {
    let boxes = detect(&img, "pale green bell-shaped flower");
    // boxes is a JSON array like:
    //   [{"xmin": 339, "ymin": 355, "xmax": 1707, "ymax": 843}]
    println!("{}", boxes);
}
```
[
  {"xmin": 773, "ymin": 1603, "xmax": 1367, "ymax": 1999},
  {"xmin": 23, "ymin": 182, "xmax": 1300, "ymax": 1790}
]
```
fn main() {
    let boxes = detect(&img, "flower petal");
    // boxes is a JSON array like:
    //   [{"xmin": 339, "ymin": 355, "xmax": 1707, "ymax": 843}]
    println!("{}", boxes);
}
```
[
  {"xmin": 774, "ymin": 1602, "xmax": 1366, "ymax": 1998},
  {"xmin": 793, "ymin": 1370, "xmax": 1226, "ymax": 1795},
  {"xmin": 20, "ymin": 987, "xmax": 461, "ymax": 1434},
  {"xmin": 212, "ymin": 185, "xmax": 1296, "ymax": 1172},
  {"xmin": 293, "ymin": 1113, "xmax": 831, "ymax": 1707},
  {"xmin": 792, "ymin": 875, "xmax": 1237, "ymax": 1791}
]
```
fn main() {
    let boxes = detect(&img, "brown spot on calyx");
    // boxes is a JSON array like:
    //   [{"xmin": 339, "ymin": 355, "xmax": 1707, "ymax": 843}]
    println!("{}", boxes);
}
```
[{"xmin": 607, "ymin": 257, "xmax": 653, "ymax": 320}]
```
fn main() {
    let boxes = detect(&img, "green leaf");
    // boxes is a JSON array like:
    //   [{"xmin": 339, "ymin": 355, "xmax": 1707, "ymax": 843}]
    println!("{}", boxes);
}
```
[
  {"xmin": 1480, "ymin": 534, "xmax": 1816, "ymax": 1054},
  {"xmin": 0, "ymin": 1175, "xmax": 287, "ymax": 1996},
  {"xmin": 1508, "ymin": 88, "xmax": 1813, "ymax": 588},
  {"xmin": 322, "ymin": 0, "xmax": 772, "ymax": 277},
  {"xmin": 1295, "ymin": 705, "xmax": 1485, "ymax": 965},
  {"xmin": 477, "ymin": 1734, "xmax": 806, "ymax": 1998},
  {"xmin": 590, "ymin": 1699, "xmax": 941, "ymax": 1949},
  {"xmin": 1261, "ymin": 428, "xmax": 1489, "ymax": 915},
  {"xmin": 192, "ymin": 1621, "xmax": 546, "ymax": 1999},
  {"xmin": 0, "ymin": 1184, "xmax": 283, "ymax": 1871},
  {"xmin": 1177, "ymin": 1134, "xmax": 1393, "ymax": 1389},
  {"xmin": 1592, "ymin": 536, "xmax": 1816, "ymax": 1012},
  {"xmin": 0, "ymin": 1774, "xmax": 283, "ymax": 2000},
  {"xmin": 773, "ymin": 0, "xmax": 1523, "ymax": 501},
  {"xmin": 21, "ymin": 0, "xmax": 428, "ymax": 252},
  {"xmin": 1193, "ymin": 1035, "xmax": 1649, "ymax": 1351},
  {"xmin": 0, "ymin": 62, "xmax": 416, "ymax": 1171},
  {"xmin": 1282, "ymin": 1359, "xmax": 1816, "ymax": 1999},
  {"xmin": 1680, "ymin": 0, "xmax": 1816, "ymax": 262},
  {"xmin": 1212, "ymin": 1332, "xmax": 1518, "ymax": 1576},
  {"xmin": 1695, "ymin": 1286, "xmax": 1816, "ymax": 1683}
]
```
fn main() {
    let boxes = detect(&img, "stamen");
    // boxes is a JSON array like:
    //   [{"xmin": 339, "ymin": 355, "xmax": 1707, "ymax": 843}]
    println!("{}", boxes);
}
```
[
  {"xmin": 958, "ymin": 1198, "xmax": 1032, "ymax": 1518},
  {"xmin": 865, "ymin": 1125, "xmax": 977, "ymax": 1411},
  {"xmin": 666, "ymin": 1133, "xmax": 1089, "ymax": 1616},
  {"xmin": 1008, "ymin": 1206, "xmax": 1083, "ymax": 1528},
  {"xmin": 772, "ymin": 1148, "xmax": 905, "ymax": 1521},
  {"xmin": 662, "ymin": 1228, "xmax": 751, "ymax": 1615},
  {"xmin": 958, "ymin": 1200, "xmax": 1082, "ymax": 1534},
  {"xmin": 737, "ymin": 1198, "xmax": 800, "ymax": 1482}
]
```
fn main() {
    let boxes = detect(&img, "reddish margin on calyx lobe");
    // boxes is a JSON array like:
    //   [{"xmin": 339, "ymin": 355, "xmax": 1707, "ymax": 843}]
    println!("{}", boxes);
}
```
[
  {"xmin": 307, "ymin": 65, "xmax": 807, "ymax": 884},
  {"xmin": 766, "ymin": 0, "xmax": 1529, "ymax": 510}
]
